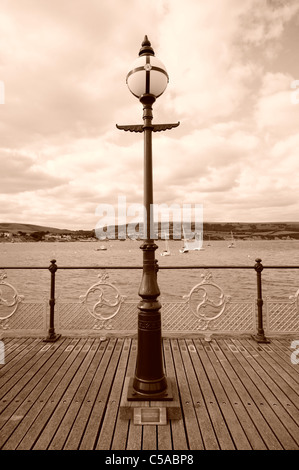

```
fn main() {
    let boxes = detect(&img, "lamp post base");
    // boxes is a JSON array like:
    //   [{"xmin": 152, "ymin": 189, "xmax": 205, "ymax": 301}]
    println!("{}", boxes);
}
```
[
  {"xmin": 127, "ymin": 377, "xmax": 174, "ymax": 401},
  {"xmin": 43, "ymin": 332, "xmax": 61, "ymax": 343},
  {"xmin": 120, "ymin": 377, "xmax": 181, "ymax": 424},
  {"xmin": 252, "ymin": 333, "xmax": 270, "ymax": 344}
]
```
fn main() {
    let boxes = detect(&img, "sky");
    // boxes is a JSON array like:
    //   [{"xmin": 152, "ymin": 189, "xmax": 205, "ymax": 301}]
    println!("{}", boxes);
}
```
[{"xmin": 1, "ymin": 0, "xmax": 299, "ymax": 230}]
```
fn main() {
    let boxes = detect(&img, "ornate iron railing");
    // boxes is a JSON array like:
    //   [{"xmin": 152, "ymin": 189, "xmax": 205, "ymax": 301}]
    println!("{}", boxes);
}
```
[{"xmin": 0, "ymin": 259, "xmax": 298, "ymax": 342}]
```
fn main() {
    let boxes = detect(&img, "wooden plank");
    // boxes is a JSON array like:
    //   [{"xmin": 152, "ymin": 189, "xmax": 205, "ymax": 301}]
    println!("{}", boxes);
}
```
[
  {"xmin": 33, "ymin": 338, "xmax": 101, "ymax": 450},
  {"xmin": 63, "ymin": 339, "xmax": 117, "ymax": 450},
  {"xmin": 271, "ymin": 338, "xmax": 299, "ymax": 367},
  {"xmin": 1, "ymin": 338, "xmax": 81, "ymax": 450},
  {"xmin": 78, "ymin": 338, "xmax": 123, "ymax": 450},
  {"xmin": 0, "ymin": 337, "xmax": 74, "ymax": 448},
  {"xmin": 218, "ymin": 339, "xmax": 283, "ymax": 450},
  {"xmin": 242, "ymin": 339, "xmax": 299, "ymax": 405},
  {"xmin": 110, "ymin": 339, "xmax": 133, "ymax": 451},
  {"xmin": 111, "ymin": 416, "xmax": 130, "ymax": 451},
  {"xmin": 48, "ymin": 338, "xmax": 105, "ymax": 450},
  {"xmin": 194, "ymin": 339, "xmax": 251, "ymax": 450},
  {"xmin": 236, "ymin": 338, "xmax": 299, "ymax": 447},
  {"xmin": 95, "ymin": 338, "xmax": 131, "ymax": 450},
  {"xmin": 192, "ymin": 339, "xmax": 235, "ymax": 450},
  {"xmin": 0, "ymin": 338, "xmax": 29, "ymax": 364},
  {"xmin": 153, "ymin": 352, "xmax": 173, "ymax": 450},
  {"xmin": 248, "ymin": 339, "xmax": 299, "ymax": 389},
  {"xmin": 155, "ymin": 342, "xmax": 173, "ymax": 451},
  {"xmin": 1, "ymin": 334, "xmax": 298, "ymax": 451},
  {"xmin": 163, "ymin": 338, "xmax": 187, "ymax": 451},
  {"xmin": 171, "ymin": 339, "xmax": 203, "ymax": 450},
  {"xmin": 106, "ymin": 338, "xmax": 132, "ymax": 450},
  {"xmin": 127, "ymin": 420, "xmax": 143, "ymax": 450},
  {"xmin": 0, "ymin": 340, "xmax": 68, "ymax": 418},
  {"xmin": 15, "ymin": 338, "xmax": 90, "ymax": 450},
  {"xmin": 0, "ymin": 339, "xmax": 43, "ymax": 398},
  {"xmin": 142, "ymin": 424, "xmax": 157, "ymax": 450},
  {"xmin": 208, "ymin": 340, "xmax": 267, "ymax": 450},
  {"xmin": 124, "ymin": 339, "xmax": 143, "ymax": 451},
  {"xmin": 224, "ymin": 339, "xmax": 298, "ymax": 450},
  {"xmin": 181, "ymin": 339, "xmax": 219, "ymax": 450},
  {"xmin": 157, "ymin": 420, "xmax": 172, "ymax": 450},
  {"xmin": 0, "ymin": 340, "xmax": 69, "ymax": 408}
]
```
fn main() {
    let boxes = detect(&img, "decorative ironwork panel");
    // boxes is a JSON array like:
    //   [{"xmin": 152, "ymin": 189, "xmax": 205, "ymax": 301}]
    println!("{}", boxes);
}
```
[
  {"xmin": 185, "ymin": 272, "xmax": 231, "ymax": 329},
  {"xmin": 57, "ymin": 301, "xmax": 137, "ymax": 334},
  {"xmin": 0, "ymin": 271, "xmax": 24, "ymax": 320},
  {"xmin": 79, "ymin": 272, "xmax": 126, "ymax": 321},
  {"xmin": 57, "ymin": 271, "xmax": 255, "ymax": 337},
  {"xmin": 162, "ymin": 301, "xmax": 255, "ymax": 333},
  {"xmin": 0, "ymin": 302, "xmax": 47, "ymax": 334},
  {"xmin": 56, "ymin": 271, "xmax": 299, "ymax": 337},
  {"xmin": 180, "ymin": 272, "xmax": 255, "ymax": 334},
  {"xmin": 266, "ymin": 289, "xmax": 299, "ymax": 333},
  {"xmin": 58, "ymin": 272, "xmax": 133, "ymax": 334}
]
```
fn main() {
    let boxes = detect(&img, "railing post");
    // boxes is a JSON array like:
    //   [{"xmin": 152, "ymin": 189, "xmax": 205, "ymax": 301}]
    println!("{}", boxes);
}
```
[
  {"xmin": 253, "ymin": 258, "xmax": 270, "ymax": 343},
  {"xmin": 44, "ymin": 259, "xmax": 61, "ymax": 342}
]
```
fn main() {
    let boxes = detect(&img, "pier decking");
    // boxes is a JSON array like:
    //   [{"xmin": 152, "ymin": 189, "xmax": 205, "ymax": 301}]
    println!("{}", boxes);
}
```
[{"xmin": 0, "ymin": 335, "xmax": 299, "ymax": 450}]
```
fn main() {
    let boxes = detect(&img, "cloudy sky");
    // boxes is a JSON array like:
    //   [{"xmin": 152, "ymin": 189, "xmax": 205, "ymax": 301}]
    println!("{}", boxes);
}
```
[{"xmin": 1, "ymin": 0, "xmax": 299, "ymax": 230}]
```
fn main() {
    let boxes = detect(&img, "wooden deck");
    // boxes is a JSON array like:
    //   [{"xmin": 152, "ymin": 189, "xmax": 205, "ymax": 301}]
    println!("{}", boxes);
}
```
[{"xmin": 0, "ymin": 335, "xmax": 299, "ymax": 450}]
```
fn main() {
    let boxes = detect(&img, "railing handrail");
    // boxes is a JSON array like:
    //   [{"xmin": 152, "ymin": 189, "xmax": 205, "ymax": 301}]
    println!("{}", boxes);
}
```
[{"xmin": 1, "ymin": 265, "xmax": 299, "ymax": 269}]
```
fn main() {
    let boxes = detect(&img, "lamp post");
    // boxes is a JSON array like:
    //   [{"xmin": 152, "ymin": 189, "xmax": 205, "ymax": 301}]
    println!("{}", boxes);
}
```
[{"xmin": 117, "ymin": 36, "xmax": 179, "ymax": 400}]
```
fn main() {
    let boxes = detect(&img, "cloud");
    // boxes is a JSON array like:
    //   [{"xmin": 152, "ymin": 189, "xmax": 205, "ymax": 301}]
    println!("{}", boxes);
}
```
[
  {"xmin": 254, "ymin": 72, "xmax": 299, "ymax": 136},
  {"xmin": 0, "ymin": 150, "xmax": 67, "ymax": 193},
  {"xmin": 0, "ymin": 0, "xmax": 299, "ymax": 228},
  {"xmin": 239, "ymin": 0, "xmax": 299, "ymax": 46}
]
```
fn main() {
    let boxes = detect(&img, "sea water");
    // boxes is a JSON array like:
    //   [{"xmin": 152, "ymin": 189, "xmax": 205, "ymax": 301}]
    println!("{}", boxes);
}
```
[{"xmin": 0, "ymin": 239, "xmax": 299, "ymax": 304}]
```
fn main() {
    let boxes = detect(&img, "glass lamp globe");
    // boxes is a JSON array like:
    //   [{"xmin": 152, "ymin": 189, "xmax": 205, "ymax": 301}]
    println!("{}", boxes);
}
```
[{"xmin": 126, "ymin": 36, "xmax": 169, "ymax": 100}]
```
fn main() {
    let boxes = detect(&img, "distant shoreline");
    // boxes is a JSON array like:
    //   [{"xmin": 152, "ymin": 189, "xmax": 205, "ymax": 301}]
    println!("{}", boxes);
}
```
[
  {"xmin": 1, "ymin": 235, "xmax": 299, "ymax": 243},
  {"xmin": 1, "ymin": 221, "xmax": 299, "ymax": 242}
]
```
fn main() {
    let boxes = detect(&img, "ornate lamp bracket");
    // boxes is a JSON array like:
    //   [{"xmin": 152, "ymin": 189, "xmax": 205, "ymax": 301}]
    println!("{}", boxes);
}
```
[{"xmin": 116, "ymin": 122, "xmax": 180, "ymax": 133}]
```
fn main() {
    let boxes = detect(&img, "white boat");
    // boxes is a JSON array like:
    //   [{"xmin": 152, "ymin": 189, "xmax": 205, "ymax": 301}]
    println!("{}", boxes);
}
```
[
  {"xmin": 179, "ymin": 230, "xmax": 204, "ymax": 253},
  {"xmin": 96, "ymin": 245, "xmax": 107, "ymax": 251},
  {"xmin": 160, "ymin": 236, "xmax": 171, "ymax": 256},
  {"xmin": 228, "ymin": 231, "xmax": 236, "ymax": 248}
]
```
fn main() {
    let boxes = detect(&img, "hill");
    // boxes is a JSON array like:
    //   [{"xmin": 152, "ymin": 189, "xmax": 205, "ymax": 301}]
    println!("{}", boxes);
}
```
[
  {"xmin": 0, "ymin": 223, "xmax": 72, "ymax": 234},
  {"xmin": 101, "ymin": 221, "xmax": 299, "ymax": 240},
  {"xmin": 1, "ymin": 221, "xmax": 299, "ymax": 240}
]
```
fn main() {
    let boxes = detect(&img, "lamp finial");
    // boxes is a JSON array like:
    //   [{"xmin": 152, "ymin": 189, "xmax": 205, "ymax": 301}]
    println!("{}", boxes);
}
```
[{"xmin": 139, "ymin": 35, "xmax": 155, "ymax": 56}]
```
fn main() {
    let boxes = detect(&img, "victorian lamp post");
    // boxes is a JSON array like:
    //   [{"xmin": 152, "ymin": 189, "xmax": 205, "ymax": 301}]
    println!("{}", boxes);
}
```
[{"xmin": 117, "ymin": 36, "xmax": 179, "ymax": 400}]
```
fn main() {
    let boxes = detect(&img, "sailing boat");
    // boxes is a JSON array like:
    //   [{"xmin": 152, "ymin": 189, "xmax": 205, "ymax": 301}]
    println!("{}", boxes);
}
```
[
  {"xmin": 228, "ymin": 231, "xmax": 236, "ymax": 248},
  {"xmin": 179, "ymin": 229, "xmax": 204, "ymax": 253},
  {"xmin": 160, "ymin": 235, "xmax": 171, "ymax": 256}
]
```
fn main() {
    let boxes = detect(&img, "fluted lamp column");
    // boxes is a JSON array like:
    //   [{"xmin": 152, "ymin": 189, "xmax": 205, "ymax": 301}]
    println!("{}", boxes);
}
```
[{"xmin": 117, "ymin": 36, "xmax": 179, "ymax": 400}]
